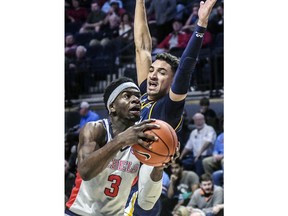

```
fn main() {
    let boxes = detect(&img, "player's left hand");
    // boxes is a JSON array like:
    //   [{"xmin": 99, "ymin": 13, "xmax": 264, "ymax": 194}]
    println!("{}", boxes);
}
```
[{"xmin": 156, "ymin": 142, "xmax": 180, "ymax": 168}]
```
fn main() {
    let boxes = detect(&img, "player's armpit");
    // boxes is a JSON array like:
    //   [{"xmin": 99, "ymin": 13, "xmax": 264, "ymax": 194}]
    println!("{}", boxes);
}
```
[{"xmin": 169, "ymin": 89, "xmax": 187, "ymax": 102}]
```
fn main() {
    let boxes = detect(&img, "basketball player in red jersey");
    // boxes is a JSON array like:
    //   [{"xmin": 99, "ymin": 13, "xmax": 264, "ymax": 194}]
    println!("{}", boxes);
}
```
[
  {"xmin": 65, "ymin": 77, "xmax": 167, "ymax": 216},
  {"xmin": 125, "ymin": 0, "xmax": 217, "ymax": 215}
]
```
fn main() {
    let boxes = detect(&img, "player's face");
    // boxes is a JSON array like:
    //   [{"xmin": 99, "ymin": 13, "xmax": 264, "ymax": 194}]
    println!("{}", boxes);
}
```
[
  {"xmin": 113, "ymin": 88, "xmax": 141, "ymax": 122},
  {"xmin": 200, "ymin": 180, "xmax": 213, "ymax": 194},
  {"xmin": 147, "ymin": 60, "xmax": 174, "ymax": 100}
]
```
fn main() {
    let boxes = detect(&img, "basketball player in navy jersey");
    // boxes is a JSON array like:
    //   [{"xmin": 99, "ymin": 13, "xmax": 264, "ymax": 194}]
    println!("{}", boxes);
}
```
[
  {"xmin": 125, "ymin": 0, "xmax": 217, "ymax": 215},
  {"xmin": 65, "ymin": 77, "xmax": 167, "ymax": 216}
]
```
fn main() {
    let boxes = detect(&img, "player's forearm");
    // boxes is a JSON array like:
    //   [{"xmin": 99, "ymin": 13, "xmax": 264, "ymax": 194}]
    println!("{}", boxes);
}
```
[
  {"xmin": 170, "ymin": 25, "xmax": 205, "ymax": 95},
  {"xmin": 134, "ymin": 0, "xmax": 152, "ymax": 51},
  {"xmin": 78, "ymin": 139, "xmax": 125, "ymax": 181},
  {"xmin": 134, "ymin": 0, "xmax": 152, "ymax": 85},
  {"xmin": 138, "ymin": 165, "xmax": 162, "ymax": 210},
  {"xmin": 150, "ymin": 167, "xmax": 164, "ymax": 181}
]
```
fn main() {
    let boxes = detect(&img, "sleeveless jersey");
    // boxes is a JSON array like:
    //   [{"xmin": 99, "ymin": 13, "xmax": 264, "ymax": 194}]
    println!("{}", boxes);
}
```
[{"xmin": 66, "ymin": 119, "xmax": 140, "ymax": 216}]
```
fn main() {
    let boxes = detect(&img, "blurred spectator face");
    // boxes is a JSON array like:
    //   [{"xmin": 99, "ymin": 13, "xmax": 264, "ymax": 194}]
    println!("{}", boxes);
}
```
[
  {"xmin": 172, "ymin": 20, "xmax": 183, "ymax": 32},
  {"xmin": 192, "ymin": 6, "xmax": 199, "ymax": 16},
  {"xmin": 76, "ymin": 46, "xmax": 87, "ymax": 59},
  {"xmin": 193, "ymin": 114, "xmax": 205, "ymax": 129},
  {"xmin": 79, "ymin": 107, "xmax": 88, "ymax": 116},
  {"xmin": 72, "ymin": 0, "xmax": 80, "ymax": 8},
  {"xmin": 171, "ymin": 162, "xmax": 182, "ymax": 176},
  {"xmin": 200, "ymin": 180, "xmax": 213, "ymax": 194},
  {"xmin": 200, "ymin": 105, "xmax": 208, "ymax": 113},
  {"xmin": 66, "ymin": 35, "xmax": 75, "ymax": 46},
  {"xmin": 110, "ymin": 2, "xmax": 119, "ymax": 11},
  {"xmin": 122, "ymin": 13, "xmax": 129, "ymax": 23},
  {"xmin": 91, "ymin": 2, "xmax": 100, "ymax": 11}
]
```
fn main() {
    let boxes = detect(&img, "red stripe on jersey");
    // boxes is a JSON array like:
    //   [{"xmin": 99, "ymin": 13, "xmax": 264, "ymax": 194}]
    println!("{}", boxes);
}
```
[
  {"xmin": 131, "ymin": 176, "xmax": 139, "ymax": 187},
  {"xmin": 66, "ymin": 172, "xmax": 83, "ymax": 208}
]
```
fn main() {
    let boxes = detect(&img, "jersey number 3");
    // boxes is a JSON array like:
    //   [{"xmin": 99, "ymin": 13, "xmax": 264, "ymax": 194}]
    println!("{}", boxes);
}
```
[{"xmin": 104, "ymin": 174, "xmax": 122, "ymax": 197}]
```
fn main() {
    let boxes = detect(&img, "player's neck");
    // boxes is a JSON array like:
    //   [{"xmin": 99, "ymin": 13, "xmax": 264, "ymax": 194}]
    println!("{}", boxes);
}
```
[{"xmin": 110, "ymin": 117, "xmax": 134, "ymax": 136}]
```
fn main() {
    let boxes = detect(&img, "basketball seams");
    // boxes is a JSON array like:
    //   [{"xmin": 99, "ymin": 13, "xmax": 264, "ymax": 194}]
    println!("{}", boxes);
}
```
[
  {"xmin": 132, "ymin": 119, "xmax": 178, "ymax": 166},
  {"xmin": 133, "ymin": 130, "xmax": 169, "ymax": 157}
]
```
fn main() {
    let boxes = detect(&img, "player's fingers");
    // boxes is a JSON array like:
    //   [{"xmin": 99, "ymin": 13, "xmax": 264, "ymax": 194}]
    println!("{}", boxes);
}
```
[
  {"xmin": 141, "ymin": 132, "xmax": 158, "ymax": 142},
  {"xmin": 137, "ymin": 119, "xmax": 156, "ymax": 125},
  {"xmin": 140, "ymin": 123, "xmax": 160, "ymax": 131}
]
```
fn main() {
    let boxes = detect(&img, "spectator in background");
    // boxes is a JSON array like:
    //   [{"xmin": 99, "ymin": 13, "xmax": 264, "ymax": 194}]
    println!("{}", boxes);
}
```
[
  {"xmin": 207, "ymin": 1, "xmax": 223, "ymax": 35},
  {"xmin": 187, "ymin": 174, "xmax": 224, "ymax": 216},
  {"xmin": 114, "ymin": 12, "xmax": 134, "ymax": 64},
  {"xmin": 66, "ymin": 0, "xmax": 89, "ymax": 23},
  {"xmin": 202, "ymin": 132, "xmax": 223, "ymax": 175},
  {"xmin": 101, "ymin": 0, "xmax": 124, "ymax": 13},
  {"xmin": 147, "ymin": 0, "xmax": 177, "ymax": 42},
  {"xmin": 182, "ymin": 3, "xmax": 199, "ymax": 33},
  {"xmin": 166, "ymin": 159, "xmax": 199, "ymax": 216},
  {"xmin": 65, "ymin": 34, "xmax": 78, "ymax": 57},
  {"xmin": 79, "ymin": 0, "xmax": 106, "ymax": 33},
  {"xmin": 79, "ymin": 101, "xmax": 100, "ymax": 128},
  {"xmin": 67, "ymin": 45, "xmax": 93, "ymax": 94},
  {"xmin": 172, "ymin": 205, "xmax": 190, "ymax": 216},
  {"xmin": 180, "ymin": 113, "xmax": 216, "ymax": 176},
  {"xmin": 182, "ymin": 3, "xmax": 212, "ymax": 48},
  {"xmin": 157, "ymin": 18, "xmax": 190, "ymax": 52},
  {"xmin": 101, "ymin": 0, "xmax": 126, "ymax": 41},
  {"xmin": 199, "ymin": 97, "xmax": 218, "ymax": 128},
  {"xmin": 118, "ymin": 12, "xmax": 133, "ymax": 40}
]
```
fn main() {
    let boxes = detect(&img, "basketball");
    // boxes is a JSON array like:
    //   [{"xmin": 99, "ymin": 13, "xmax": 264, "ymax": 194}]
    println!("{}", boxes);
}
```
[{"xmin": 132, "ymin": 119, "xmax": 178, "ymax": 166}]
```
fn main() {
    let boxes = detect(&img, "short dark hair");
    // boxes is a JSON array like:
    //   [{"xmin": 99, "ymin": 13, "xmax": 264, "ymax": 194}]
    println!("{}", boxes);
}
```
[
  {"xmin": 103, "ymin": 77, "xmax": 135, "ymax": 110},
  {"xmin": 155, "ymin": 52, "xmax": 179, "ymax": 75},
  {"xmin": 174, "ymin": 158, "xmax": 183, "ymax": 167},
  {"xmin": 199, "ymin": 97, "xmax": 210, "ymax": 106},
  {"xmin": 200, "ymin": 173, "xmax": 213, "ymax": 182}
]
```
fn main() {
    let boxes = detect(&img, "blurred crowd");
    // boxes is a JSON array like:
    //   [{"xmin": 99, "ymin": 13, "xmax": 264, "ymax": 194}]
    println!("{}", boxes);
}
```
[{"xmin": 65, "ymin": 0, "xmax": 224, "ymax": 100}]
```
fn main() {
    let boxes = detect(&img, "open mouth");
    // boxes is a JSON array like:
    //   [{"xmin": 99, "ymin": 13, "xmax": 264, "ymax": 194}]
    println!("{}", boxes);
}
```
[
  {"xmin": 148, "ymin": 81, "xmax": 158, "ymax": 90},
  {"xmin": 129, "ymin": 106, "xmax": 141, "ymax": 115}
]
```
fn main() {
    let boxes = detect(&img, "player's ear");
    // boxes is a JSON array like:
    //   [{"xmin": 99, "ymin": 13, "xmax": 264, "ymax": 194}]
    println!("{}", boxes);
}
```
[{"xmin": 109, "ymin": 104, "xmax": 116, "ymax": 114}]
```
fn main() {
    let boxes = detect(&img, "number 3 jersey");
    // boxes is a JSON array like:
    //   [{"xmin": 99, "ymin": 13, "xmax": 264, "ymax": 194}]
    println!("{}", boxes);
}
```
[{"xmin": 66, "ymin": 119, "xmax": 141, "ymax": 216}]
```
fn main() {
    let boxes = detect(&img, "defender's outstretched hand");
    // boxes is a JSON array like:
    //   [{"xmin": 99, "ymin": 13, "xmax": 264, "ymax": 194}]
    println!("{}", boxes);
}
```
[{"xmin": 197, "ymin": 0, "xmax": 217, "ymax": 27}]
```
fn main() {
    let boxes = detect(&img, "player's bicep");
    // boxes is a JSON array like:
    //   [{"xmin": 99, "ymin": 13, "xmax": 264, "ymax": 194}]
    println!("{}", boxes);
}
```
[{"xmin": 77, "ymin": 123, "xmax": 101, "ymax": 165}]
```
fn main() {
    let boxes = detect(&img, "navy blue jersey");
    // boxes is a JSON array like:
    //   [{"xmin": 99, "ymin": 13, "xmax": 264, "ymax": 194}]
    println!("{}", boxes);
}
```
[{"xmin": 139, "ymin": 81, "xmax": 184, "ymax": 132}]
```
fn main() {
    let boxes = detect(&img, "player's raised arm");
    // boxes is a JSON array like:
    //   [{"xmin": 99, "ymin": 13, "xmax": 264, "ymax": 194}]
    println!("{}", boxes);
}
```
[
  {"xmin": 134, "ymin": 0, "xmax": 152, "ymax": 85},
  {"xmin": 169, "ymin": 0, "xmax": 217, "ymax": 102}
]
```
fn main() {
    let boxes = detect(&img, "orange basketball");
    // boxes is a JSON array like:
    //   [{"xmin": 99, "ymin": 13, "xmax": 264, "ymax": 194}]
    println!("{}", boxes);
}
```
[{"xmin": 132, "ymin": 119, "xmax": 178, "ymax": 166}]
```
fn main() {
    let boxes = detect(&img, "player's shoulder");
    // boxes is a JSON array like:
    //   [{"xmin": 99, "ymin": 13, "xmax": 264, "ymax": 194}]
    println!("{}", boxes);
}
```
[{"xmin": 80, "ymin": 120, "xmax": 106, "ymax": 138}]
